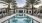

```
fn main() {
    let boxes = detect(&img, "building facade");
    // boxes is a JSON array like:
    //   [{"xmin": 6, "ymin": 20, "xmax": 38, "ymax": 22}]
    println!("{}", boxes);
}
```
[{"xmin": 10, "ymin": 7, "xmax": 37, "ymax": 14}]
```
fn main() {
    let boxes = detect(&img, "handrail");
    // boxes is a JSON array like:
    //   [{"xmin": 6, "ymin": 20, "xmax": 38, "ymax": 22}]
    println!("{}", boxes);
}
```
[{"xmin": 2, "ymin": 13, "xmax": 40, "ymax": 23}]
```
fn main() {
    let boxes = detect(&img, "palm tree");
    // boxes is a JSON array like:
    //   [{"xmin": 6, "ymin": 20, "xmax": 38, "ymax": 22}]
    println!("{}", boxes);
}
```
[
  {"xmin": 12, "ymin": 4, "xmax": 17, "ymax": 8},
  {"xmin": 26, "ymin": 2, "xmax": 30, "ymax": 7},
  {"xmin": 3, "ymin": 0, "xmax": 12, "ymax": 14},
  {"xmin": 11, "ymin": 0, "xmax": 17, "ymax": 8},
  {"xmin": 26, "ymin": 0, "xmax": 40, "ymax": 15},
  {"xmin": 26, "ymin": 2, "xmax": 31, "ymax": 13},
  {"xmin": 12, "ymin": 4, "xmax": 17, "ymax": 13},
  {"xmin": 11, "ymin": 0, "xmax": 17, "ymax": 13},
  {"xmin": 38, "ymin": 6, "xmax": 42, "ymax": 13}
]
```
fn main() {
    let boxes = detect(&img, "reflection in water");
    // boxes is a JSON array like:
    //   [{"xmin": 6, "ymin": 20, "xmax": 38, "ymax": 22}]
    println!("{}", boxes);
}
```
[
  {"xmin": 4, "ymin": 14, "xmax": 33, "ymax": 23},
  {"xmin": 17, "ymin": 19, "xmax": 24, "ymax": 23},
  {"xmin": 17, "ymin": 18, "xmax": 28, "ymax": 23}
]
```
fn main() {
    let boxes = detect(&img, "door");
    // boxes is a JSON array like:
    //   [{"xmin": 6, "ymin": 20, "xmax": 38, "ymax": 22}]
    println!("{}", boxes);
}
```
[{"xmin": 19, "ymin": 10, "xmax": 23, "ymax": 13}]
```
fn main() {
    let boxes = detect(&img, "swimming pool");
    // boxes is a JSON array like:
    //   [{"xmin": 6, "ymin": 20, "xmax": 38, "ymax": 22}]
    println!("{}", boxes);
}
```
[{"xmin": 3, "ymin": 14, "xmax": 34, "ymax": 23}]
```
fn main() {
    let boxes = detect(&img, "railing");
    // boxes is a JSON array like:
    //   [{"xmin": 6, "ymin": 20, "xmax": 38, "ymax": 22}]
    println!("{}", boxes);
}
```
[{"xmin": 2, "ymin": 13, "xmax": 40, "ymax": 23}]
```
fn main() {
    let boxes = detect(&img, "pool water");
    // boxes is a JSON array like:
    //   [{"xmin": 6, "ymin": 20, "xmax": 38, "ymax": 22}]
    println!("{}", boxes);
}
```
[{"xmin": 3, "ymin": 14, "xmax": 34, "ymax": 23}]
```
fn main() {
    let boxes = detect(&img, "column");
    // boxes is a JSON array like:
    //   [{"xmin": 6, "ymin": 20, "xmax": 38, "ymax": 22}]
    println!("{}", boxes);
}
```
[
  {"xmin": 15, "ymin": 10, "xmax": 16, "ymax": 13},
  {"xmin": 23, "ymin": 9, "xmax": 24, "ymax": 13},
  {"xmin": 25, "ymin": 9, "xmax": 26, "ymax": 13},
  {"xmin": 23, "ymin": 9, "xmax": 24, "ymax": 17},
  {"xmin": 24, "ymin": 9, "xmax": 25, "ymax": 13}
]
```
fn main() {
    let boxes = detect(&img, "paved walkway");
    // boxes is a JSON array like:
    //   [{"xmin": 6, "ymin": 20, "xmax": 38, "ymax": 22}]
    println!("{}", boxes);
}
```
[
  {"xmin": 0, "ymin": 13, "xmax": 42, "ymax": 23},
  {"xmin": 26, "ymin": 14, "xmax": 42, "ymax": 23},
  {"xmin": 0, "ymin": 14, "xmax": 16, "ymax": 23}
]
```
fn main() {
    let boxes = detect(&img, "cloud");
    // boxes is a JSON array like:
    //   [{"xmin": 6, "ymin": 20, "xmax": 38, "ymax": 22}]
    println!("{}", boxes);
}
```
[
  {"xmin": 16, "ymin": 0, "xmax": 26, "ymax": 7},
  {"xmin": 17, "ymin": 3, "xmax": 25, "ymax": 7}
]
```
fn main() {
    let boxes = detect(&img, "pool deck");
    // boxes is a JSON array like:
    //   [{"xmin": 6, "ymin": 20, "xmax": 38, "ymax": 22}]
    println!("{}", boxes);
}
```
[
  {"xmin": 0, "ymin": 14, "xmax": 16, "ymax": 23},
  {"xmin": 0, "ymin": 13, "xmax": 42, "ymax": 23},
  {"xmin": 26, "ymin": 14, "xmax": 42, "ymax": 23}
]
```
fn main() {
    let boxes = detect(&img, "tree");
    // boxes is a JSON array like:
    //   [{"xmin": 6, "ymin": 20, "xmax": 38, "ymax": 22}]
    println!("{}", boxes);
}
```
[
  {"xmin": 26, "ymin": 0, "xmax": 40, "ymax": 15},
  {"xmin": 38, "ymin": 6, "xmax": 42, "ymax": 13},
  {"xmin": 3, "ymin": 0, "xmax": 12, "ymax": 14},
  {"xmin": 11, "ymin": 0, "xmax": 17, "ymax": 13},
  {"xmin": 12, "ymin": 3, "xmax": 17, "ymax": 8},
  {"xmin": 23, "ymin": 2, "xmax": 30, "ymax": 8},
  {"xmin": 26, "ymin": 2, "xmax": 30, "ymax": 7},
  {"xmin": 3, "ymin": 0, "xmax": 16, "ymax": 14}
]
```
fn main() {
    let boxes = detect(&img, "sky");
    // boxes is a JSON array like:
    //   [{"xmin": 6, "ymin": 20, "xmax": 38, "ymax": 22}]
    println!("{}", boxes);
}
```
[
  {"xmin": 0, "ymin": 0, "xmax": 42, "ymax": 8},
  {"xmin": 16, "ymin": 0, "xmax": 26, "ymax": 7}
]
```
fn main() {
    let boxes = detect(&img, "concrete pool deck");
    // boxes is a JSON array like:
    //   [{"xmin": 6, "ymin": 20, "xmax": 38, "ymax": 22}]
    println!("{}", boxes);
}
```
[
  {"xmin": 0, "ymin": 14, "xmax": 16, "ymax": 23},
  {"xmin": 26, "ymin": 14, "xmax": 42, "ymax": 23},
  {"xmin": 0, "ymin": 13, "xmax": 42, "ymax": 23}
]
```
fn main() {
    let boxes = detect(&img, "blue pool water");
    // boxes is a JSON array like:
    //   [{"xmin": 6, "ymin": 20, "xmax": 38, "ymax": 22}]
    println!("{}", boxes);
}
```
[{"xmin": 3, "ymin": 14, "xmax": 34, "ymax": 23}]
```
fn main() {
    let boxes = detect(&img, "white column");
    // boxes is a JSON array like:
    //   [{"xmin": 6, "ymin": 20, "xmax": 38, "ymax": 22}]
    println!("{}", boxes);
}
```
[
  {"xmin": 23, "ymin": 9, "xmax": 24, "ymax": 17},
  {"xmin": 23, "ymin": 9, "xmax": 24, "ymax": 13},
  {"xmin": 15, "ymin": 10, "xmax": 16, "ymax": 13},
  {"xmin": 31, "ymin": 11, "xmax": 32, "ymax": 14},
  {"xmin": 25, "ymin": 9, "xmax": 26, "ymax": 13},
  {"xmin": 18, "ymin": 10, "xmax": 19, "ymax": 13}
]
